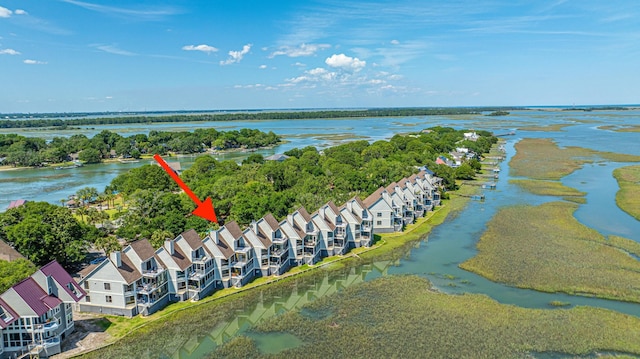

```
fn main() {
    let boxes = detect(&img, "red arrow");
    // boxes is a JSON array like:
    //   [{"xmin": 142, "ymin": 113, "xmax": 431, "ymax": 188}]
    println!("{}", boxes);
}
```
[{"xmin": 153, "ymin": 154, "xmax": 218, "ymax": 223}]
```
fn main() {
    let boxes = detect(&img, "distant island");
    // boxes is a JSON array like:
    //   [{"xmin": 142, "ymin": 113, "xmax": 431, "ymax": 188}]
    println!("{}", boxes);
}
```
[{"xmin": 0, "ymin": 107, "xmax": 522, "ymax": 128}]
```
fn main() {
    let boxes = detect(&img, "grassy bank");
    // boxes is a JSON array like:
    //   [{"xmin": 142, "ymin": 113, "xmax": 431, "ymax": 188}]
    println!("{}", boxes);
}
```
[
  {"xmin": 613, "ymin": 165, "xmax": 640, "ymax": 221},
  {"xmin": 517, "ymin": 123, "xmax": 575, "ymax": 132},
  {"xmin": 216, "ymin": 276, "xmax": 640, "ymax": 358},
  {"xmin": 460, "ymin": 201, "xmax": 640, "ymax": 303},
  {"xmin": 509, "ymin": 138, "xmax": 640, "ymax": 180}
]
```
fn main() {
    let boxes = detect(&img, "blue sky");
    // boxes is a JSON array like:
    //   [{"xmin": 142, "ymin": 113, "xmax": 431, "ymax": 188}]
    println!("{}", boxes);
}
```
[{"xmin": 0, "ymin": 0, "xmax": 639, "ymax": 113}]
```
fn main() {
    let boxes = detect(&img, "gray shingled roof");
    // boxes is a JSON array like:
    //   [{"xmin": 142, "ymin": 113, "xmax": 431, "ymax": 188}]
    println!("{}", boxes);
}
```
[{"xmin": 363, "ymin": 187, "xmax": 385, "ymax": 208}]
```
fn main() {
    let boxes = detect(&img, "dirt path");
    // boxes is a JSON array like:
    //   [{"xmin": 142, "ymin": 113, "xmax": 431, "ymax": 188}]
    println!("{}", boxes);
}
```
[{"xmin": 52, "ymin": 313, "xmax": 112, "ymax": 359}]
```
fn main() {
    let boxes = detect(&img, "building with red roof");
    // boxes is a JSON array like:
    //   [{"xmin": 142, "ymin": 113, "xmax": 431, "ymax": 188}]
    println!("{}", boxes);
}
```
[{"xmin": 0, "ymin": 260, "xmax": 85, "ymax": 358}]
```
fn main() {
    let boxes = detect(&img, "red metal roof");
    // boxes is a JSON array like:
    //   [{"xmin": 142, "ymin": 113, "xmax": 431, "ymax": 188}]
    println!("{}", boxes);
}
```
[
  {"xmin": 40, "ymin": 260, "xmax": 86, "ymax": 302},
  {"xmin": 12, "ymin": 277, "xmax": 62, "ymax": 317}
]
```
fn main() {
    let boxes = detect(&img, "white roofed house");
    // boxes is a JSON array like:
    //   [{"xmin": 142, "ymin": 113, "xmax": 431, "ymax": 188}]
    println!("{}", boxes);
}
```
[
  {"xmin": 1, "ymin": 261, "xmax": 85, "ymax": 358},
  {"xmin": 78, "ymin": 239, "xmax": 170, "ymax": 317},
  {"xmin": 363, "ymin": 187, "xmax": 396, "ymax": 233},
  {"xmin": 286, "ymin": 207, "xmax": 321, "ymax": 265},
  {"xmin": 342, "ymin": 196, "xmax": 374, "ymax": 248},
  {"xmin": 173, "ymin": 229, "xmax": 217, "ymax": 301}
]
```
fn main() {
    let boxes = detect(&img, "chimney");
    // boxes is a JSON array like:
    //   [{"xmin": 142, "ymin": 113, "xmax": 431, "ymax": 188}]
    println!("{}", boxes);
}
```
[
  {"xmin": 165, "ymin": 240, "xmax": 175, "ymax": 255},
  {"xmin": 287, "ymin": 214, "xmax": 294, "ymax": 226},
  {"xmin": 110, "ymin": 251, "xmax": 122, "ymax": 267},
  {"xmin": 251, "ymin": 220, "xmax": 258, "ymax": 234}
]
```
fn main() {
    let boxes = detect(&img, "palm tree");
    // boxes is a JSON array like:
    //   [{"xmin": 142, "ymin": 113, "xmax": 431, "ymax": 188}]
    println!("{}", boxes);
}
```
[{"xmin": 76, "ymin": 207, "xmax": 88, "ymax": 222}]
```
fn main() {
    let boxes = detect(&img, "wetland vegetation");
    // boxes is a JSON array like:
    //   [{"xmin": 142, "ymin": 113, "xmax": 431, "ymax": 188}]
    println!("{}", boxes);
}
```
[
  {"xmin": 214, "ymin": 276, "xmax": 640, "ymax": 358},
  {"xmin": 460, "ymin": 201, "xmax": 640, "ymax": 303},
  {"xmin": 509, "ymin": 138, "xmax": 640, "ymax": 180},
  {"xmin": 509, "ymin": 179, "xmax": 586, "ymax": 202},
  {"xmin": 613, "ymin": 165, "xmax": 640, "ymax": 220}
]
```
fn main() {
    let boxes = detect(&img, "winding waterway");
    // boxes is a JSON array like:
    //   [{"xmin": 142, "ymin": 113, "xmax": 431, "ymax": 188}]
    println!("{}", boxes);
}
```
[{"xmin": 2, "ymin": 110, "xmax": 640, "ymax": 358}]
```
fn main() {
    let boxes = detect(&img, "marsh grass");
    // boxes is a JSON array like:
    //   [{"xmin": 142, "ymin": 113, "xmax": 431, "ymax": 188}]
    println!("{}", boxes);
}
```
[
  {"xmin": 510, "ymin": 179, "xmax": 586, "ymax": 199},
  {"xmin": 613, "ymin": 165, "xmax": 640, "ymax": 220},
  {"xmin": 518, "ymin": 123, "xmax": 576, "ymax": 132},
  {"xmin": 219, "ymin": 276, "xmax": 640, "ymax": 359},
  {"xmin": 599, "ymin": 125, "xmax": 640, "ymax": 133},
  {"xmin": 509, "ymin": 138, "xmax": 640, "ymax": 180},
  {"xmin": 460, "ymin": 201, "xmax": 640, "ymax": 303}
]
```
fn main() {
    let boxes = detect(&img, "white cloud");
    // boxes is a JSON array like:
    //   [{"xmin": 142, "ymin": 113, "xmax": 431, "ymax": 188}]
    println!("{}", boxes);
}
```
[
  {"xmin": 220, "ymin": 44, "xmax": 251, "ymax": 65},
  {"xmin": 93, "ymin": 44, "xmax": 136, "ymax": 56},
  {"xmin": 61, "ymin": 0, "xmax": 179, "ymax": 21},
  {"xmin": 391, "ymin": 39, "xmax": 400, "ymax": 45},
  {"xmin": 14, "ymin": 9, "xmax": 27, "ymax": 15},
  {"xmin": 259, "ymin": 64, "xmax": 267, "ymax": 69},
  {"xmin": 270, "ymin": 43, "xmax": 330, "ymax": 58},
  {"xmin": 293, "ymin": 62, "xmax": 306, "ymax": 67},
  {"xmin": 182, "ymin": 44, "xmax": 218, "ymax": 54},
  {"xmin": 325, "ymin": 53, "xmax": 366, "ymax": 71},
  {"xmin": 0, "ymin": 6, "xmax": 12, "ymax": 17},
  {"xmin": 24, "ymin": 59, "xmax": 47, "ymax": 65},
  {"xmin": 0, "ymin": 48, "xmax": 20, "ymax": 55}
]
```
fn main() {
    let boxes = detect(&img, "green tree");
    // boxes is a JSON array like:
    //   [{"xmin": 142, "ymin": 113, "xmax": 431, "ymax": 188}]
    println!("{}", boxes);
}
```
[
  {"xmin": 0, "ymin": 202, "xmax": 94, "ymax": 269},
  {"xmin": 0, "ymin": 259, "xmax": 37, "ymax": 293},
  {"xmin": 78, "ymin": 148, "xmax": 102, "ymax": 164}
]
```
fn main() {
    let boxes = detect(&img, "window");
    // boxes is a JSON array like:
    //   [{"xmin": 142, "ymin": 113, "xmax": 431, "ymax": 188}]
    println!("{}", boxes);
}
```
[
  {"xmin": 105, "ymin": 295, "xmax": 112, "ymax": 303},
  {"xmin": 104, "ymin": 283, "xmax": 111, "ymax": 290},
  {"xmin": 377, "ymin": 212, "xmax": 382, "ymax": 217},
  {"xmin": 85, "ymin": 296, "xmax": 91, "ymax": 302},
  {"xmin": 376, "ymin": 221, "xmax": 382, "ymax": 226},
  {"xmin": 83, "ymin": 281, "xmax": 90, "ymax": 289}
]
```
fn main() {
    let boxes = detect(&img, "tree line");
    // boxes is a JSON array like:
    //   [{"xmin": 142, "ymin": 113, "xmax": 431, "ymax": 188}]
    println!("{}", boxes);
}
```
[
  {"xmin": 110, "ymin": 126, "xmax": 496, "ymax": 243},
  {"xmin": 0, "ymin": 108, "xmax": 520, "ymax": 129},
  {"xmin": 0, "ymin": 128, "xmax": 280, "ymax": 167}
]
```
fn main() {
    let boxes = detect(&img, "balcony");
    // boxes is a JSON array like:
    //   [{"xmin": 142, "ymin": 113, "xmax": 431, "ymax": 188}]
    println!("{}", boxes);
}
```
[
  {"xmin": 35, "ymin": 321, "xmax": 59, "ymax": 332},
  {"xmin": 192, "ymin": 255, "xmax": 209, "ymax": 265},
  {"xmin": 189, "ymin": 269, "xmax": 206, "ymax": 280},
  {"xmin": 137, "ymin": 283, "xmax": 159, "ymax": 295},
  {"xmin": 272, "ymin": 235, "xmax": 288, "ymax": 245},
  {"xmin": 142, "ymin": 267, "xmax": 165, "ymax": 278},
  {"xmin": 361, "ymin": 223, "xmax": 372, "ymax": 232},
  {"xmin": 334, "ymin": 228, "xmax": 347, "ymax": 239}
]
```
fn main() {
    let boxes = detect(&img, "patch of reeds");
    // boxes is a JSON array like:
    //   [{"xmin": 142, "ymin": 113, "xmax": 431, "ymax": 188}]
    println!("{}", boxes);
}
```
[
  {"xmin": 215, "ymin": 276, "xmax": 640, "ymax": 358},
  {"xmin": 518, "ymin": 123, "xmax": 576, "ymax": 132},
  {"xmin": 460, "ymin": 201, "xmax": 640, "ymax": 303},
  {"xmin": 509, "ymin": 138, "xmax": 640, "ymax": 180},
  {"xmin": 613, "ymin": 165, "xmax": 640, "ymax": 220},
  {"xmin": 599, "ymin": 125, "xmax": 640, "ymax": 133},
  {"xmin": 510, "ymin": 179, "xmax": 586, "ymax": 200}
]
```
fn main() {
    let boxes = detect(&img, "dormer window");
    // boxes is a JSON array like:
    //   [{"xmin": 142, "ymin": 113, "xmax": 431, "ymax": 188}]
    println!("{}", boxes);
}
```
[{"xmin": 0, "ymin": 305, "xmax": 13, "ymax": 323}]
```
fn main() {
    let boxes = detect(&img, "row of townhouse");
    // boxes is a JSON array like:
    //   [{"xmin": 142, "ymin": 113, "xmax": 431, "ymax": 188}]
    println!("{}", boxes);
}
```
[
  {"xmin": 0, "ymin": 261, "xmax": 85, "ymax": 359},
  {"xmin": 76, "ymin": 169, "xmax": 441, "ymax": 317},
  {"xmin": 363, "ymin": 169, "xmax": 442, "ymax": 233}
]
